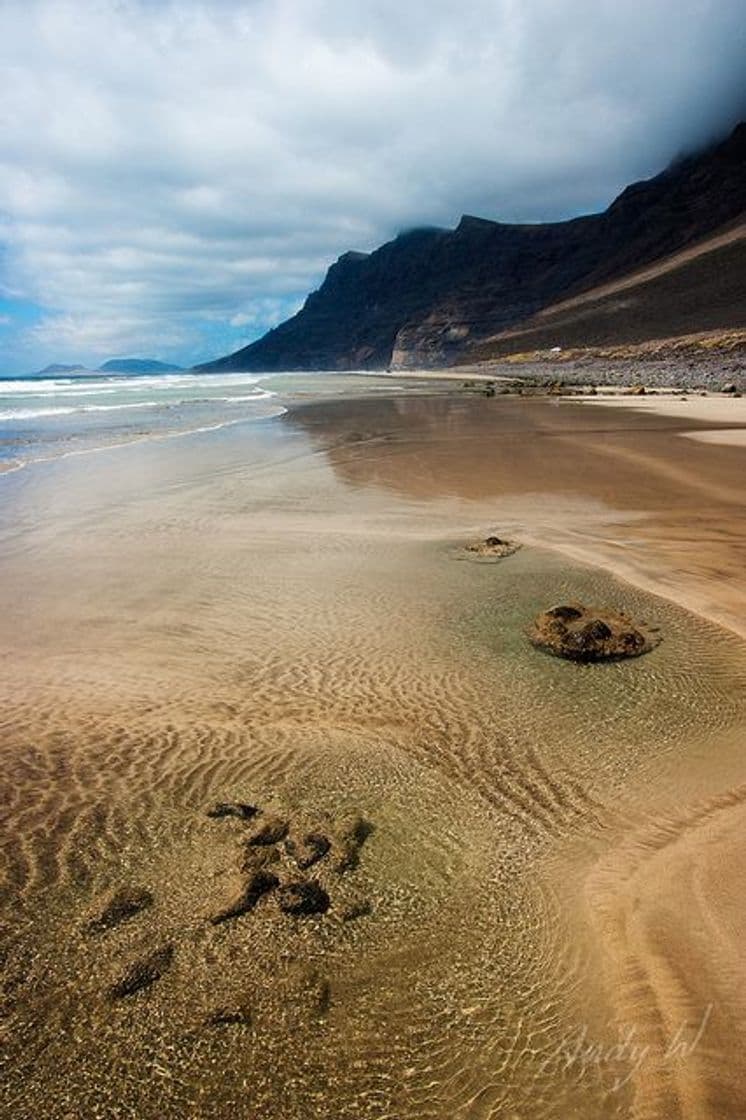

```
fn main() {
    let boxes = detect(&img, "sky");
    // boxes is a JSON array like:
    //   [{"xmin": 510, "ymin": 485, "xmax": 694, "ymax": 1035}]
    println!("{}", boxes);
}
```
[{"xmin": 0, "ymin": 1, "xmax": 744, "ymax": 375}]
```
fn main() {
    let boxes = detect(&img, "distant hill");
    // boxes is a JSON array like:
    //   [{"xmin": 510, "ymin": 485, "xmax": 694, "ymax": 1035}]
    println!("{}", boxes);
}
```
[
  {"xmin": 31, "ymin": 363, "xmax": 87, "ymax": 377},
  {"xmin": 99, "ymin": 359, "xmax": 183, "ymax": 374},
  {"xmin": 198, "ymin": 121, "xmax": 746, "ymax": 372}
]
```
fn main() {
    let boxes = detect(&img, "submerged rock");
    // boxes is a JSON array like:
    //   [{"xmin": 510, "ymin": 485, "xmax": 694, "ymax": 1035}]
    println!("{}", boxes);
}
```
[
  {"xmin": 245, "ymin": 813, "xmax": 289, "ymax": 846},
  {"xmin": 206, "ymin": 802, "xmax": 258, "ymax": 821},
  {"xmin": 108, "ymin": 944, "xmax": 174, "ymax": 1000},
  {"xmin": 529, "ymin": 603, "xmax": 659, "ymax": 662},
  {"xmin": 286, "ymin": 829, "xmax": 331, "ymax": 871},
  {"xmin": 209, "ymin": 870, "xmax": 279, "ymax": 925},
  {"xmin": 241, "ymin": 845, "xmax": 281, "ymax": 875},
  {"xmin": 84, "ymin": 887, "xmax": 153, "ymax": 934},
  {"xmin": 331, "ymin": 811, "xmax": 372, "ymax": 873},
  {"xmin": 276, "ymin": 880, "xmax": 330, "ymax": 916}
]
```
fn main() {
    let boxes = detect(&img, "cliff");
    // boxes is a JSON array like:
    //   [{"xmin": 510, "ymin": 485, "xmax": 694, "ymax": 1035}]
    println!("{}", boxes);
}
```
[{"xmin": 198, "ymin": 122, "xmax": 746, "ymax": 372}]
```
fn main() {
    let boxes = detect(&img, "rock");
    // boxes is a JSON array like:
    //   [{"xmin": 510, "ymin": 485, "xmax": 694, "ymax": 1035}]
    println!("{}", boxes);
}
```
[
  {"xmin": 108, "ymin": 944, "xmax": 174, "ymax": 1000},
  {"xmin": 331, "ymin": 811, "xmax": 372, "ymax": 873},
  {"xmin": 581, "ymin": 619, "xmax": 612, "ymax": 641},
  {"xmin": 206, "ymin": 802, "xmax": 258, "ymax": 821},
  {"xmin": 340, "ymin": 897, "xmax": 372, "ymax": 922},
  {"xmin": 545, "ymin": 604, "xmax": 583, "ymax": 622},
  {"xmin": 628, "ymin": 384, "xmax": 646, "ymax": 395},
  {"xmin": 245, "ymin": 813, "xmax": 289, "ymax": 846},
  {"xmin": 722, "ymin": 383, "xmax": 738, "ymax": 394},
  {"xmin": 84, "ymin": 887, "xmax": 153, "ymax": 934},
  {"xmin": 286, "ymin": 829, "xmax": 331, "ymax": 871},
  {"xmin": 529, "ymin": 602, "xmax": 660, "ymax": 662},
  {"xmin": 276, "ymin": 880, "xmax": 330, "ymax": 917},
  {"xmin": 464, "ymin": 536, "xmax": 520, "ymax": 560},
  {"xmin": 209, "ymin": 870, "xmax": 279, "ymax": 925}
]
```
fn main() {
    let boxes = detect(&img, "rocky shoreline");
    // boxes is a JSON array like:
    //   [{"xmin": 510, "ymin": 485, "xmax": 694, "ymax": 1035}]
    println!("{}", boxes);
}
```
[{"xmin": 455, "ymin": 349, "xmax": 746, "ymax": 394}]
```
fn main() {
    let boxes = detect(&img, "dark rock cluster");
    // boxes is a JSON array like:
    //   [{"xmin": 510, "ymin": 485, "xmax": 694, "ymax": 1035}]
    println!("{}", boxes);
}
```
[
  {"xmin": 529, "ymin": 602, "xmax": 660, "ymax": 662},
  {"xmin": 89, "ymin": 800, "xmax": 373, "ymax": 1007},
  {"xmin": 207, "ymin": 802, "xmax": 372, "ymax": 925}
]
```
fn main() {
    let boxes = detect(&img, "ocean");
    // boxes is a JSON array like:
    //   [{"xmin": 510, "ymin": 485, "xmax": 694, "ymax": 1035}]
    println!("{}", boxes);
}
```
[{"xmin": 0, "ymin": 371, "xmax": 287, "ymax": 472}]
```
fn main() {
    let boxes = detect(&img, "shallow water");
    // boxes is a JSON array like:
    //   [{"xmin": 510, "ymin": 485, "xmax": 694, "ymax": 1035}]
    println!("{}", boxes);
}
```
[
  {"xmin": 0, "ymin": 369, "xmax": 418, "ymax": 473},
  {"xmin": 1, "ymin": 392, "xmax": 745, "ymax": 1118}
]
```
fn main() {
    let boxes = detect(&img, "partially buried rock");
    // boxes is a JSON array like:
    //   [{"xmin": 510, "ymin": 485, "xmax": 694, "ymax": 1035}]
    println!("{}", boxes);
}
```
[
  {"xmin": 207, "ymin": 801, "xmax": 258, "ymax": 821},
  {"xmin": 210, "ymin": 870, "xmax": 279, "ymax": 925},
  {"xmin": 108, "ymin": 944, "xmax": 174, "ymax": 1000},
  {"xmin": 245, "ymin": 813, "xmax": 289, "ymax": 846},
  {"xmin": 276, "ymin": 879, "xmax": 330, "ymax": 917},
  {"xmin": 529, "ymin": 603, "xmax": 660, "ymax": 663},
  {"xmin": 84, "ymin": 886, "xmax": 153, "ymax": 935},
  {"xmin": 286, "ymin": 828, "xmax": 331, "ymax": 871}
]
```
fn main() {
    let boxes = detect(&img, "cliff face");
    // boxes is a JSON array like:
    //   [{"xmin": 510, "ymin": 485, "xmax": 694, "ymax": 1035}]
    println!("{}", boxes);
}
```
[{"xmin": 199, "ymin": 123, "xmax": 746, "ymax": 372}]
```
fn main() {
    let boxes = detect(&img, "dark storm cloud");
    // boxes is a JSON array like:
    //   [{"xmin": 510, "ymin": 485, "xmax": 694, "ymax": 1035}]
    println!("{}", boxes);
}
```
[{"xmin": 0, "ymin": 0, "xmax": 743, "ymax": 368}]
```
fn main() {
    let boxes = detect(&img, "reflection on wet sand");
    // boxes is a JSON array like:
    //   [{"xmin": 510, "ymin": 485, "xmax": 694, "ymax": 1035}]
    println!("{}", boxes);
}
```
[{"xmin": 287, "ymin": 393, "xmax": 746, "ymax": 637}]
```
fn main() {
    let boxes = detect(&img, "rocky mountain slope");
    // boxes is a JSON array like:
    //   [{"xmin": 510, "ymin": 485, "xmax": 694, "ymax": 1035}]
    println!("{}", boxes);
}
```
[{"xmin": 199, "ymin": 122, "xmax": 746, "ymax": 372}]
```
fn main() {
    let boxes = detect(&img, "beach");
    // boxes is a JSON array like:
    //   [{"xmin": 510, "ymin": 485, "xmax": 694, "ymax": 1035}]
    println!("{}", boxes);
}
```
[{"xmin": 2, "ymin": 375, "xmax": 746, "ymax": 1119}]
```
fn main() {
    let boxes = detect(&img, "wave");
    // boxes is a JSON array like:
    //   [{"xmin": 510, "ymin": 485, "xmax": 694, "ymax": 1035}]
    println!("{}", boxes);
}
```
[
  {"xmin": 0, "ymin": 400, "xmax": 287, "ymax": 475},
  {"xmin": 0, "ymin": 390, "xmax": 273, "ymax": 423},
  {"xmin": 0, "ymin": 372, "xmax": 266, "ymax": 395},
  {"xmin": 0, "ymin": 401, "xmax": 159, "ymax": 421}
]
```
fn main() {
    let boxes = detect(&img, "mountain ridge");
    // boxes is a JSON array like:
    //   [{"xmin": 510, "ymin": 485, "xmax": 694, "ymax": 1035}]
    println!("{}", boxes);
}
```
[{"xmin": 198, "ymin": 122, "xmax": 746, "ymax": 372}]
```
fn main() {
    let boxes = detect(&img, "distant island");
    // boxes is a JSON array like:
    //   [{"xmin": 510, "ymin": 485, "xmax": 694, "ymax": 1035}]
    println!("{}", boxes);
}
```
[
  {"xmin": 32, "ymin": 363, "xmax": 88, "ymax": 376},
  {"xmin": 29, "ymin": 358, "xmax": 183, "ymax": 378},
  {"xmin": 99, "ymin": 359, "xmax": 183, "ymax": 374}
]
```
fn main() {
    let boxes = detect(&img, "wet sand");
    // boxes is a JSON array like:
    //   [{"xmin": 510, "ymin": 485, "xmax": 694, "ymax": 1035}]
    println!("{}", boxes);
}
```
[
  {"xmin": 1, "ymin": 390, "xmax": 746, "ymax": 1118},
  {"xmin": 291, "ymin": 392, "xmax": 746, "ymax": 639}
]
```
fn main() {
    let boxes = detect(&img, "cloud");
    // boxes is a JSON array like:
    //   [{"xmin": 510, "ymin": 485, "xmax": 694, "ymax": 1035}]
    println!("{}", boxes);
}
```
[{"xmin": 0, "ymin": 0, "xmax": 744, "ymax": 371}]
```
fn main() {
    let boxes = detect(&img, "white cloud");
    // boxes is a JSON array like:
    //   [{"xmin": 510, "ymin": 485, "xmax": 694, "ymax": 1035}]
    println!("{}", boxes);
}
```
[{"xmin": 0, "ymin": 0, "xmax": 743, "ymax": 370}]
